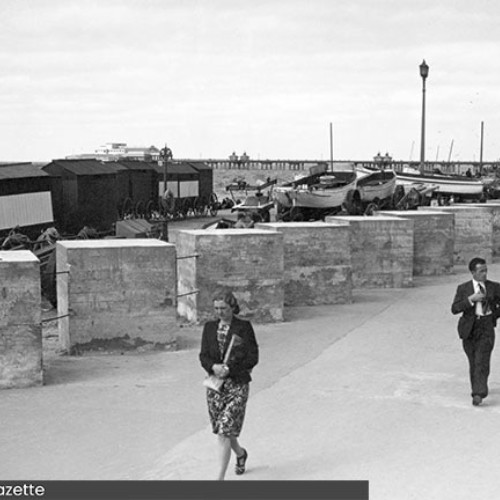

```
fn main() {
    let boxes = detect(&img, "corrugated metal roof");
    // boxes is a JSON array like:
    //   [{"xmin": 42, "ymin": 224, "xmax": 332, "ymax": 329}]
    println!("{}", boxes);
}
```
[
  {"xmin": 0, "ymin": 164, "xmax": 50, "ymax": 180},
  {"xmin": 187, "ymin": 161, "xmax": 212, "ymax": 171},
  {"xmin": 115, "ymin": 160, "xmax": 157, "ymax": 171},
  {"xmin": 151, "ymin": 161, "xmax": 198, "ymax": 175},
  {"xmin": 45, "ymin": 159, "xmax": 121, "ymax": 176},
  {"xmin": 0, "ymin": 162, "xmax": 32, "ymax": 167}
]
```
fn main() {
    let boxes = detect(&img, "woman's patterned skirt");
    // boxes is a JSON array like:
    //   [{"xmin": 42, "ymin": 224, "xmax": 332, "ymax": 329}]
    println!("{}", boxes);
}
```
[{"xmin": 206, "ymin": 379, "xmax": 250, "ymax": 436}]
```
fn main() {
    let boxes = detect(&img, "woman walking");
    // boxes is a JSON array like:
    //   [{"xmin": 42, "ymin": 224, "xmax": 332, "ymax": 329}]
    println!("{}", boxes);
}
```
[{"xmin": 199, "ymin": 289, "xmax": 259, "ymax": 480}]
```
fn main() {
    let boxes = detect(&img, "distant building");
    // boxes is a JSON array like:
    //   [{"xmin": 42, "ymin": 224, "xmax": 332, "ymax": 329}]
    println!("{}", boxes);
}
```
[{"xmin": 66, "ymin": 142, "xmax": 161, "ymax": 162}]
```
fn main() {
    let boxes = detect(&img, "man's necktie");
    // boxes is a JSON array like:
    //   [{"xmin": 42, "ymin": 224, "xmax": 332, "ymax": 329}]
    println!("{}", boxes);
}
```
[{"xmin": 478, "ymin": 283, "xmax": 485, "ymax": 315}]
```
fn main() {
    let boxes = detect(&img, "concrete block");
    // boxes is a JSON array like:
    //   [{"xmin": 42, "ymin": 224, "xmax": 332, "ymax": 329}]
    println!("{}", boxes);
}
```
[
  {"xmin": 176, "ymin": 229, "xmax": 284, "ymax": 323},
  {"xmin": 327, "ymin": 216, "xmax": 414, "ymax": 288},
  {"xmin": 455, "ymin": 202, "xmax": 500, "ymax": 258},
  {"xmin": 255, "ymin": 221, "xmax": 352, "ymax": 306},
  {"xmin": 421, "ymin": 206, "xmax": 493, "ymax": 265},
  {"xmin": 377, "ymin": 210, "xmax": 454, "ymax": 275},
  {"xmin": 0, "ymin": 251, "xmax": 42, "ymax": 388},
  {"xmin": 56, "ymin": 239, "xmax": 176, "ymax": 353}
]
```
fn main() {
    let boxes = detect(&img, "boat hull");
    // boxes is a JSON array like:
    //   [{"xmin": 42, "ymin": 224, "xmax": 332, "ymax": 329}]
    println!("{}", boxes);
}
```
[
  {"xmin": 356, "ymin": 171, "xmax": 396, "ymax": 202},
  {"xmin": 395, "ymin": 172, "xmax": 483, "ymax": 197},
  {"xmin": 274, "ymin": 177, "xmax": 357, "ymax": 209},
  {"xmin": 293, "ymin": 180, "xmax": 356, "ymax": 208}
]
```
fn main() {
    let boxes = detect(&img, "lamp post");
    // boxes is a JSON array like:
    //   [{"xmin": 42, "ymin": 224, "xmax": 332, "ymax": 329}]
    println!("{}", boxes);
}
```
[
  {"xmin": 160, "ymin": 144, "xmax": 173, "ymax": 241},
  {"xmin": 419, "ymin": 59, "xmax": 429, "ymax": 174}
]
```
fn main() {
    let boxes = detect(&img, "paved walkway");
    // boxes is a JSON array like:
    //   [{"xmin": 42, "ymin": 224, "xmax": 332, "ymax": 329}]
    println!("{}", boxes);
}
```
[{"xmin": 2, "ymin": 263, "xmax": 500, "ymax": 500}]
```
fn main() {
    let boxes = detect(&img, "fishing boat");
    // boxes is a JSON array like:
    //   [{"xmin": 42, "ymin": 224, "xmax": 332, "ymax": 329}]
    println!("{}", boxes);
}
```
[
  {"xmin": 273, "ymin": 163, "xmax": 357, "ymax": 220},
  {"xmin": 329, "ymin": 167, "xmax": 398, "ymax": 215},
  {"xmin": 356, "ymin": 168, "xmax": 397, "ymax": 203},
  {"xmin": 227, "ymin": 177, "xmax": 277, "ymax": 223},
  {"xmin": 394, "ymin": 169, "xmax": 485, "ymax": 201}
]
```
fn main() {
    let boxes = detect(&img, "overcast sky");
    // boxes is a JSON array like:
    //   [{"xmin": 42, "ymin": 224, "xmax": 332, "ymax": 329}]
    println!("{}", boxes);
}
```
[{"xmin": 1, "ymin": 0, "xmax": 499, "ymax": 162}]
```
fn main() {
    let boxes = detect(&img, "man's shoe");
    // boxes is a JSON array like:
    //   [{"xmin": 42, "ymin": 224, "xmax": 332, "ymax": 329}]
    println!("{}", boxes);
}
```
[{"xmin": 472, "ymin": 395, "xmax": 482, "ymax": 406}]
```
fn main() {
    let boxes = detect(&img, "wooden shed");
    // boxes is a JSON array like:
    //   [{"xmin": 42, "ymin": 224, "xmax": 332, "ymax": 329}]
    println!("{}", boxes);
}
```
[
  {"xmin": 152, "ymin": 161, "xmax": 200, "ymax": 199},
  {"xmin": 0, "ymin": 163, "xmax": 54, "ymax": 238},
  {"xmin": 187, "ymin": 161, "xmax": 213, "ymax": 203},
  {"xmin": 43, "ymin": 159, "xmax": 119, "ymax": 234},
  {"xmin": 113, "ymin": 160, "xmax": 157, "ymax": 213}
]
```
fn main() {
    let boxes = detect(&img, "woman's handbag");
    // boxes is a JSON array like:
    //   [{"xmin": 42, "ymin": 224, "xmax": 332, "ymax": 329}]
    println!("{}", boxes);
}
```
[
  {"xmin": 202, "ymin": 374, "xmax": 226, "ymax": 393},
  {"xmin": 203, "ymin": 334, "xmax": 241, "ymax": 393}
]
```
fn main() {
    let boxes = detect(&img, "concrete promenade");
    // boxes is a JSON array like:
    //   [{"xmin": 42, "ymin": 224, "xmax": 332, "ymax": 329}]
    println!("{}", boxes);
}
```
[{"xmin": 2, "ymin": 263, "xmax": 500, "ymax": 499}]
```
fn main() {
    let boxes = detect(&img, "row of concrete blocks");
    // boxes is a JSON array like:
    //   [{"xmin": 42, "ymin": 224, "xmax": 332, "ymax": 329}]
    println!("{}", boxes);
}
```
[{"xmin": 2, "ymin": 202, "xmax": 500, "ymax": 389}]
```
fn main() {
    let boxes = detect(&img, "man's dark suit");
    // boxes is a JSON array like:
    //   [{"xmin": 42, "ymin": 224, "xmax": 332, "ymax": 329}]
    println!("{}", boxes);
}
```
[{"xmin": 451, "ymin": 279, "xmax": 500, "ymax": 398}]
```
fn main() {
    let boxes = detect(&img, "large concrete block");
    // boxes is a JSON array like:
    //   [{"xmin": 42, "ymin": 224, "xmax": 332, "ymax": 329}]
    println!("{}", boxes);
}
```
[
  {"xmin": 421, "ymin": 206, "xmax": 493, "ymax": 265},
  {"xmin": 377, "ymin": 210, "xmax": 454, "ymax": 275},
  {"xmin": 255, "ymin": 221, "xmax": 352, "ymax": 306},
  {"xmin": 176, "ymin": 229, "xmax": 284, "ymax": 323},
  {"xmin": 0, "ymin": 251, "xmax": 42, "ymax": 388},
  {"xmin": 455, "ymin": 202, "xmax": 500, "ymax": 258},
  {"xmin": 57, "ymin": 239, "xmax": 177, "ymax": 353},
  {"xmin": 327, "ymin": 216, "xmax": 414, "ymax": 288}
]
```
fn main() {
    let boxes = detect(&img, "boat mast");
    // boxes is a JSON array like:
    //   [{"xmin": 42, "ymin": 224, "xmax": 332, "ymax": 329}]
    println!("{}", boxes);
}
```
[
  {"xmin": 480, "ymin": 121, "xmax": 484, "ymax": 175},
  {"xmin": 447, "ymin": 139, "xmax": 454, "ymax": 163},
  {"xmin": 329, "ymin": 122, "xmax": 334, "ymax": 172}
]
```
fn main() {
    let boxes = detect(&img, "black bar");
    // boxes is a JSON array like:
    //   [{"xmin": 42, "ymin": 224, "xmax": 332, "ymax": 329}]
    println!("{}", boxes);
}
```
[
  {"xmin": 41, "ymin": 314, "xmax": 70, "ymax": 323},
  {"xmin": 0, "ymin": 481, "xmax": 369, "ymax": 500}
]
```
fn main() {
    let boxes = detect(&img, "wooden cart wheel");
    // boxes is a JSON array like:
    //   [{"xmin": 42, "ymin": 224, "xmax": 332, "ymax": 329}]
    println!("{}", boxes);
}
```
[
  {"xmin": 121, "ymin": 198, "xmax": 133, "ymax": 219},
  {"xmin": 135, "ymin": 201, "xmax": 145, "ymax": 219},
  {"xmin": 364, "ymin": 202, "xmax": 379, "ymax": 216},
  {"xmin": 209, "ymin": 192, "xmax": 219, "ymax": 216},
  {"xmin": 275, "ymin": 202, "xmax": 287, "ymax": 221},
  {"xmin": 178, "ymin": 198, "xmax": 190, "ymax": 218},
  {"xmin": 184, "ymin": 197, "xmax": 196, "ymax": 217},
  {"xmin": 406, "ymin": 188, "xmax": 422, "ymax": 209},
  {"xmin": 281, "ymin": 209, "xmax": 292, "ymax": 222},
  {"xmin": 194, "ymin": 196, "xmax": 208, "ymax": 216},
  {"xmin": 145, "ymin": 200, "xmax": 156, "ymax": 220},
  {"xmin": 391, "ymin": 185, "xmax": 405, "ymax": 209},
  {"xmin": 290, "ymin": 206, "xmax": 304, "ymax": 221},
  {"xmin": 344, "ymin": 189, "xmax": 362, "ymax": 215}
]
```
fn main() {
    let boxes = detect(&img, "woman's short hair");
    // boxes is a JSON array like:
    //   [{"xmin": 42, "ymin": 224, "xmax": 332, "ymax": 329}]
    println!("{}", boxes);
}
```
[{"xmin": 212, "ymin": 288, "xmax": 240, "ymax": 314}]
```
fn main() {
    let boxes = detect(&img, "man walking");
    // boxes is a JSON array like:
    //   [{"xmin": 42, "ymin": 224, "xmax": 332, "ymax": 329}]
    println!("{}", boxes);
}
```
[{"xmin": 452, "ymin": 257, "xmax": 500, "ymax": 406}]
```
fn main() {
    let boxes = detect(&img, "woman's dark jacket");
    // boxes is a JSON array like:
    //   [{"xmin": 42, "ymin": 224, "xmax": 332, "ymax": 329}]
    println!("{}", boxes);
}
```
[{"xmin": 199, "ymin": 316, "xmax": 259, "ymax": 383}]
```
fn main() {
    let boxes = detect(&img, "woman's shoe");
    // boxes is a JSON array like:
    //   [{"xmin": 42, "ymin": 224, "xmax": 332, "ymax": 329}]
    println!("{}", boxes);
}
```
[{"xmin": 235, "ymin": 448, "xmax": 248, "ymax": 475}]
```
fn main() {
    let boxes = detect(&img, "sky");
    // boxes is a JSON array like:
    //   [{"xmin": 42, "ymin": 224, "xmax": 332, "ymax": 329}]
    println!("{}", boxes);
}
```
[{"xmin": 1, "ymin": 0, "xmax": 500, "ymax": 163}]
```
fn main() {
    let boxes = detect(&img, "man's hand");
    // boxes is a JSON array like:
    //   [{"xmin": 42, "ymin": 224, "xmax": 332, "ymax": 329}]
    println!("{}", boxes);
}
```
[{"xmin": 469, "ymin": 291, "xmax": 486, "ymax": 304}]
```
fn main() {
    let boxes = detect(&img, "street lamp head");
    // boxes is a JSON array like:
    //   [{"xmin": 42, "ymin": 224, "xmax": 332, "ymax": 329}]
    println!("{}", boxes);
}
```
[
  {"xmin": 419, "ymin": 59, "xmax": 429, "ymax": 79},
  {"xmin": 160, "ymin": 146, "xmax": 173, "ymax": 160}
]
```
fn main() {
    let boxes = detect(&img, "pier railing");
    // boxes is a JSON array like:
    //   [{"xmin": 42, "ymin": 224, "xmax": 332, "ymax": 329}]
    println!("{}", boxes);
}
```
[{"xmin": 179, "ymin": 159, "xmax": 500, "ymax": 176}]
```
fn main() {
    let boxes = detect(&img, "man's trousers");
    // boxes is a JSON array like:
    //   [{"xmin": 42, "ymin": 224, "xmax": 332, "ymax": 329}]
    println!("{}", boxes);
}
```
[{"xmin": 462, "ymin": 316, "xmax": 496, "ymax": 398}]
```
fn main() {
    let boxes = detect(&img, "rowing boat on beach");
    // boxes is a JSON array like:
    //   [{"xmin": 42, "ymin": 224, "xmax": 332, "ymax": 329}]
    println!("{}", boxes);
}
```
[
  {"xmin": 394, "ymin": 170, "xmax": 484, "ymax": 200},
  {"xmin": 273, "ymin": 163, "xmax": 357, "ymax": 219},
  {"xmin": 356, "ymin": 168, "xmax": 397, "ymax": 203}
]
